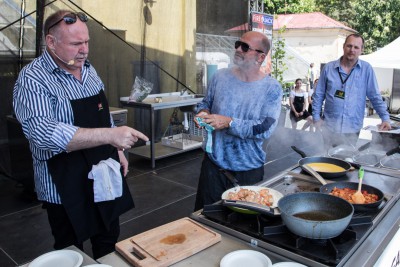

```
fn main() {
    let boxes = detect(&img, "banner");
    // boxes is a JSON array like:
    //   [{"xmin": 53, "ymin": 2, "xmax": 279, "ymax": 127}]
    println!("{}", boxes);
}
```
[{"xmin": 250, "ymin": 12, "xmax": 274, "ymax": 74}]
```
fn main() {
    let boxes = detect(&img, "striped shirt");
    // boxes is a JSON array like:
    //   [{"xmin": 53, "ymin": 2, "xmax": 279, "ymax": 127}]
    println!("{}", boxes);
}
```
[{"xmin": 13, "ymin": 49, "xmax": 114, "ymax": 204}]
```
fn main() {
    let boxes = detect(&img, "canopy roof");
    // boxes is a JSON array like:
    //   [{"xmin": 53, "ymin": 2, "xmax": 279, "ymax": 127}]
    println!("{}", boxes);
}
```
[{"xmin": 360, "ymin": 36, "xmax": 400, "ymax": 69}]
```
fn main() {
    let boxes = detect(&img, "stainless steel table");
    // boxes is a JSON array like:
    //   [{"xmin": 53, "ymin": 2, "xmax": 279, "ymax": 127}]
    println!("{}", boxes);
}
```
[
  {"xmin": 97, "ymin": 228, "xmax": 286, "ymax": 267},
  {"xmin": 120, "ymin": 93, "xmax": 203, "ymax": 168}
]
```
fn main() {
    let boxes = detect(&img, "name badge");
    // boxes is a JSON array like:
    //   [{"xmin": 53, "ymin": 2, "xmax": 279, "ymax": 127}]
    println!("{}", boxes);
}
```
[{"xmin": 334, "ymin": 89, "xmax": 345, "ymax": 99}]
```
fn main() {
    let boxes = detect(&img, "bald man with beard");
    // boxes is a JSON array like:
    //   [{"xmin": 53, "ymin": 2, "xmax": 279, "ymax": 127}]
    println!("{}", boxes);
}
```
[{"xmin": 194, "ymin": 31, "xmax": 282, "ymax": 210}]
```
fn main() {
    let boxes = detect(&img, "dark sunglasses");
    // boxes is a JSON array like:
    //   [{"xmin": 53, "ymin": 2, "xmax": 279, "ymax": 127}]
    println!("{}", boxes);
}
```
[
  {"xmin": 47, "ymin": 12, "xmax": 88, "ymax": 34},
  {"xmin": 235, "ymin": 40, "xmax": 264, "ymax": 54}
]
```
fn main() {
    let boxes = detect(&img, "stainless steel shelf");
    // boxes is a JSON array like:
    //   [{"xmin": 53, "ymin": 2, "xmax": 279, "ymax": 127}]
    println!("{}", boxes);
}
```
[{"xmin": 120, "ymin": 93, "xmax": 204, "ymax": 168}]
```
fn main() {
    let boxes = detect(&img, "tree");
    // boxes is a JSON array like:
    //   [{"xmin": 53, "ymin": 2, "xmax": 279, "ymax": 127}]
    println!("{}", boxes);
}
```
[
  {"xmin": 352, "ymin": 0, "xmax": 400, "ymax": 53},
  {"xmin": 264, "ymin": 0, "xmax": 400, "ymax": 55},
  {"xmin": 314, "ymin": 0, "xmax": 356, "ymax": 27},
  {"xmin": 315, "ymin": 0, "xmax": 400, "ymax": 53},
  {"xmin": 264, "ymin": 0, "xmax": 316, "ymax": 14},
  {"xmin": 271, "ymin": 26, "xmax": 288, "ymax": 86}
]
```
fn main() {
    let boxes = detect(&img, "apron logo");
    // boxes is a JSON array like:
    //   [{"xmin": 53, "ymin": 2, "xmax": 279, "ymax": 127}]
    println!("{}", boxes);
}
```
[{"xmin": 98, "ymin": 103, "xmax": 103, "ymax": 111}]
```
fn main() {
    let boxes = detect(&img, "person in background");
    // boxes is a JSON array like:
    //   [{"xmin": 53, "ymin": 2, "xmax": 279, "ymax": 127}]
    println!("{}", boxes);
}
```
[
  {"xmin": 307, "ymin": 62, "xmax": 318, "ymax": 90},
  {"xmin": 13, "ymin": 10, "xmax": 148, "ymax": 259},
  {"xmin": 312, "ymin": 33, "xmax": 391, "ymax": 148},
  {"xmin": 289, "ymin": 78, "xmax": 313, "ymax": 131},
  {"xmin": 193, "ymin": 31, "xmax": 282, "ymax": 211},
  {"xmin": 303, "ymin": 78, "xmax": 319, "ymax": 132}
]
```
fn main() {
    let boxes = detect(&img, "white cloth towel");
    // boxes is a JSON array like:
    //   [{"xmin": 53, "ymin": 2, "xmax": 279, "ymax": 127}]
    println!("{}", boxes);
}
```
[{"xmin": 88, "ymin": 158, "xmax": 123, "ymax": 202}]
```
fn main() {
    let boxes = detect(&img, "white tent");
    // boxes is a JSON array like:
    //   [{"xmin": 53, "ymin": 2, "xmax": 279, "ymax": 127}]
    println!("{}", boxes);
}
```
[
  {"xmin": 360, "ymin": 37, "xmax": 400, "ymax": 69},
  {"xmin": 282, "ymin": 44, "xmax": 310, "ymax": 83}
]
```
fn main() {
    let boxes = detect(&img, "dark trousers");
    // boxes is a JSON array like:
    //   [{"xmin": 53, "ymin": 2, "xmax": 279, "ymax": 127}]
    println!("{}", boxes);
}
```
[
  {"xmin": 43, "ymin": 202, "xmax": 120, "ymax": 259},
  {"xmin": 194, "ymin": 153, "xmax": 264, "ymax": 211}
]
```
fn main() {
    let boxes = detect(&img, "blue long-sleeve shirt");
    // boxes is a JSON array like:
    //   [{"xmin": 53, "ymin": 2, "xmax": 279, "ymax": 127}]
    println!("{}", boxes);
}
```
[
  {"xmin": 312, "ymin": 58, "xmax": 389, "ymax": 133},
  {"xmin": 13, "ymin": 50, "xmax": 114, "ymax": 203},
  {"xmin": 197, "ymin": 68, "xmax": 282, "ymax": 171}
]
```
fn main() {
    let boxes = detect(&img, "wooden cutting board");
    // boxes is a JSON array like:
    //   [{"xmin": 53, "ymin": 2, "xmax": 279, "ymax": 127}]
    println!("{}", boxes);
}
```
[{"xmin": 115, "ymin": 217, "xmax": 221, "ymax": 267}]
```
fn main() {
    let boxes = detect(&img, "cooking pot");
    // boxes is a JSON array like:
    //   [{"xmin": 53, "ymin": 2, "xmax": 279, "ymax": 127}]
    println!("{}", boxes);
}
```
[
  {"xmin": 302, "ymin": 164, "xmax": 385, "ymax": 211},
  {"xmin": 277, "ymin": 192, "xmax": 354, "ymax": 239},
  {"xmin": 291, "ymin": 146, "xmax": 352, "ymax": 178}
]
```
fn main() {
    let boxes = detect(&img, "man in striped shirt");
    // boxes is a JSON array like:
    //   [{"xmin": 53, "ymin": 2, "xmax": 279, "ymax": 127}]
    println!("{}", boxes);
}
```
[{"xmin": 13, "ymin": 10, "xmax": 148, "ymax": 259}]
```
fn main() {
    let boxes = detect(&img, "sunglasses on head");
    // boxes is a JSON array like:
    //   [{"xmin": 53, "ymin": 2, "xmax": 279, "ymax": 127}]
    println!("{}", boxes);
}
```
[
  {"xmin": 47, "ymin": 12, "xmax": 88, "ymax": 34},
  {"xmin": 234, "ymin": 40, "xmax": 264, "ymax": 54}
]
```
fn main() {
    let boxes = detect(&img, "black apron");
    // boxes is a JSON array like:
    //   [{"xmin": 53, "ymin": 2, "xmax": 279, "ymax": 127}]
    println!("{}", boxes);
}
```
[
  {"xmin": 293, "ymin": 95, "xmax": 305, "ymax": 113},
  {"xmin": 47, "ymin": 90, "xmax": 134, "ymax": 242}
]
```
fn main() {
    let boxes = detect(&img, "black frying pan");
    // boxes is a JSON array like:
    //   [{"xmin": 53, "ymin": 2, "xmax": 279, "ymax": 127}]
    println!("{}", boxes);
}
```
[
  {"xmin": 319, "ymin": 182, "xmax": 384, "ymax": 211},
  {"xmin": 302, "ymin": 164, "xmax": 384, "ymax": 211},
  {"xmin": 291, "ymin": 146, "xmax": 352, "ymax": 178}
]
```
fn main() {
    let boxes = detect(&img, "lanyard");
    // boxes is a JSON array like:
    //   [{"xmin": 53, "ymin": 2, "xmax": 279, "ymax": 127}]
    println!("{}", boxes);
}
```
[{"xmin": 337, "ymin": 68, "xmax": 354, "ymax": 89}]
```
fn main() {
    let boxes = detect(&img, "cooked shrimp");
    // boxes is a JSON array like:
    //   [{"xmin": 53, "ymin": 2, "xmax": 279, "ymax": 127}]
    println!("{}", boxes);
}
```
[{"xmin": 226, "ymin": 188, "xmax": 274, "ymax": 206}]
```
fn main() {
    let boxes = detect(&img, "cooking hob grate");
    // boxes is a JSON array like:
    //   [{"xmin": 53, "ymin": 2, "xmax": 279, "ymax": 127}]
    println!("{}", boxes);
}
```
[{"xmin": 202, "ymin": 203, "xmax": 376, "ymax": 266}]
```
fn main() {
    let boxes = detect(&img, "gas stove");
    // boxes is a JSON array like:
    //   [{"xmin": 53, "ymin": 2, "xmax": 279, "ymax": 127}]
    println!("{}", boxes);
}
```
[{"xmin": 190, "ymin": 165, "xmax": 400, "ymax": 267}]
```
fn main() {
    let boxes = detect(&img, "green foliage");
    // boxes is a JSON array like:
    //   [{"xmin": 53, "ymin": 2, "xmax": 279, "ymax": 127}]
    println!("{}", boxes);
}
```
[
  {"xmin": 314, "ymin": 0, "xmax": 356, "ymax": 27},
  {"xmin": 271, "ymin": 25, "xmax": 288, "ymax": 87},
  {"xmin": 351, "ymin": 0, "xmax": 400, "ymax": 54},
  {"xmin": 314, "ymin": 0, "xmax": 400, "ymax": 53},
  {"xmin": 265, "ymin": 0, "xmax": 400, "ymax": 54},
  {"xmin": 264, "ymin": 0, "xmax": 316, "ymax": 14}
]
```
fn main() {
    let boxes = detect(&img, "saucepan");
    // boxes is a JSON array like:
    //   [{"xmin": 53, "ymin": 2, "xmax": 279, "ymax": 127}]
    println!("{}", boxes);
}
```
[
  {"xmin": 302, "ymin": 164, "xmax": 385, "ymax": 211},
  {"xmin": 291, "ymin": 146, "xmax": 352, "ymax": 178}
]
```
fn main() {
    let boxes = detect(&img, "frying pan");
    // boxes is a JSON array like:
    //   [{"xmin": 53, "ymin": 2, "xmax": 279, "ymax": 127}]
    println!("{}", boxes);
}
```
[
  {"xmin": 352, "ymin": 150, "xmax": 386, "ymax": 166},
  {"xmin": 353, "ymin": 146, "xmax": 400, "ymax": 168},
  {"xmin": 327, "ymin": 142, "xmax": 371, "ymax": 160},
  {"xmin": 327, "ymin": 144, "xmax": 357, "ymax": 160},
  {"xmin": 380, "ymin": 152, "xmax": 400, "ymax": 170},
  {"xmin": 278, "ymin": 192, "xmax": 354, "ymax": 239},
  {"xmin": 319, "ymin": 182, "xmax": 384, "ymax": 211},
  {"xmin": 221, "ymin": 186, "xmax": 284, "ymax": 216},
  {"xmin": 302, "ymin": 164, "xmax": 385, "ymax": 211},
  {"xmin": 291, "ymin": 146, "xmax": 352, "ymax": 178},
  {"xmin": 223, "ymin": 190, "xmax": 354, "ymax": 239}
]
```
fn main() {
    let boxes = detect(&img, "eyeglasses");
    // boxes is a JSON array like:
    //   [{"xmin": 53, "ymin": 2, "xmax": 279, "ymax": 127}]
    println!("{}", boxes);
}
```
[
  {"xmin": 234, "ymin": 40, "xmax": 264, "ymax": 54},
  {"xmin": 47, "ymin": 12, "xmax": 88, "ymax": 34}
]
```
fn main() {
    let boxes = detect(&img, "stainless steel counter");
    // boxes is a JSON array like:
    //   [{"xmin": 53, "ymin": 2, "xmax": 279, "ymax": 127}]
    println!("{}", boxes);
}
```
[
  {"xmin": 99, "ymin": 164, "xmax": 400, "ymax": 267},
  {"xmin": 98, "ymin": 227, "xmax": 288, "ymax": 266},
  {"xmin": 191, "ymin": 165, "xmax": 400, "ymax": 267}
]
